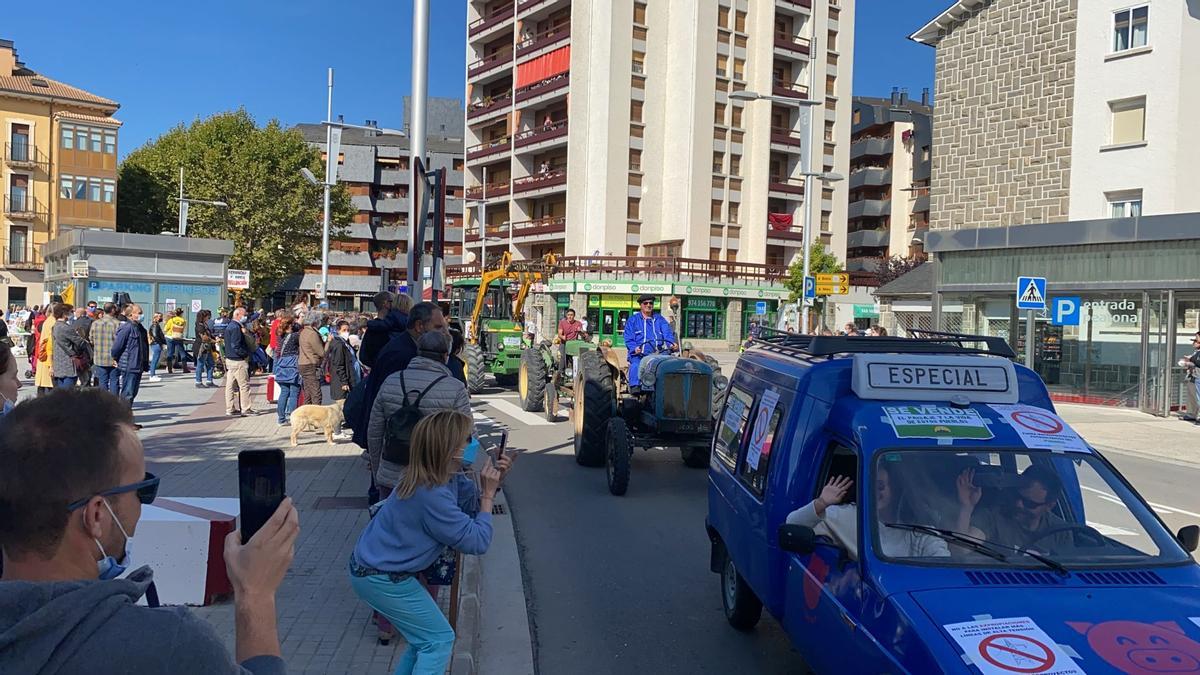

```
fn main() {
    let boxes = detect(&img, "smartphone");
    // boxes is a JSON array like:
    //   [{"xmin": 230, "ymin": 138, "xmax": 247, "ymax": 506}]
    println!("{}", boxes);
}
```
[
  {"xmin": 238, "ymin": 449, "xmax": 286, "ymax": 544},
  {"xmin": 492, "ymin": 430, "xmax": 509, "ymax": 463}
]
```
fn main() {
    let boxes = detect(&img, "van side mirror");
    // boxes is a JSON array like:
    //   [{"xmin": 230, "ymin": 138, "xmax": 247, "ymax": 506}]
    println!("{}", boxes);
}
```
[
  {"xmin": 1178, "ymin": 525, "xmax": 1199, "ymax": 553},
  {"xmin": 778, "ymin": 523, "xmax": 818, "ymax": 554}
]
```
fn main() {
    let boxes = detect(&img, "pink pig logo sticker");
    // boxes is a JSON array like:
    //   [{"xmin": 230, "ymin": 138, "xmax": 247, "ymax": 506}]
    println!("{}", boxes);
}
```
[{"xmin": 1067, "ymin": 620, "xmax": 1200, "ymax": 675}]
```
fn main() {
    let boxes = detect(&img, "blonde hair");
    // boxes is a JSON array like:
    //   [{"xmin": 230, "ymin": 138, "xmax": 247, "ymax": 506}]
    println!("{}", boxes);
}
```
[
  {"xmin": 123, "ymin": 303, "xmax": 143, "ymax": 318},
  {"xmin": 395, "ymin": 410, "xmax": 473, "ymax": 499},
  {"xmin": 395, "ymin": 294, "xmax": 414, "ymax": 314}
]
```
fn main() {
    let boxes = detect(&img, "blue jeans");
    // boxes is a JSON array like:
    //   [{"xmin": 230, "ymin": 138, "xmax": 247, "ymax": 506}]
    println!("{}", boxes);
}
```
[
  {"xmin": 276, "ymin": 381, "xmax": 301, "ymax": 423},
  {"xmin": 119, "ymin": 370, "xmax": 142, "ymax": 405},
  {"xmin": 53, "ymin": 376, "xmax": 77, "ymax": 389},
  {"xmin": 195, "ymin": 352, "xmax": 215, "ymax": 384},
  {"xmin": 149, "ymin": 343, "xmax": 163, "ymax": 376},
  {"xmin": 94, "ymin": 366, "xmax": 120, "ymax": 395},
  {"xmin": 166, "ymin": 338, "xmax": 188, "ymax": 364},
  {"xmin": 349, "ymin": 572, "xmax": 455, "ymax": 675}
]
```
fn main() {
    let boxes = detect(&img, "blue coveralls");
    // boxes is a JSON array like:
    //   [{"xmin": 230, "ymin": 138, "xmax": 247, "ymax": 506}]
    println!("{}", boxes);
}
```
[{"xmin": 624, "ymin": 312, "xmax": 677, "ymax": 387}]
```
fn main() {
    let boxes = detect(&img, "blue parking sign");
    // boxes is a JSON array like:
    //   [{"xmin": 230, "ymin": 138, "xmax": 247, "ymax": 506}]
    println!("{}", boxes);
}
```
[
  {"xmin": 755, "ymin": 301, "xmax": 768, "ymax": 315},
  {"xmin": 1052, "ymin": 297, "xmax": 1081, "ymax": 326},
  {"xmin": 803, "ymin": 276, "xmax": 815, "ymax": 300}
]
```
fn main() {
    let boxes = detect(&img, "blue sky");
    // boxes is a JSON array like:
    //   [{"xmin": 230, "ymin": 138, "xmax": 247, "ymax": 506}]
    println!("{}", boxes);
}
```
[{"xmin": 4, "ymin": 0, "xmax": 945, "ymax": 158}]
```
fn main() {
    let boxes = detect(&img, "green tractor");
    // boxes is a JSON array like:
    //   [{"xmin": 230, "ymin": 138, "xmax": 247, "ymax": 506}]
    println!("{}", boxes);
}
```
[
  {"xmin": 449, "ymin": 251, "xmax": 556, "ymax": 395},
  {"xmin": 517, "ymin": 338, "xmax": 593, "ymax": 421}
]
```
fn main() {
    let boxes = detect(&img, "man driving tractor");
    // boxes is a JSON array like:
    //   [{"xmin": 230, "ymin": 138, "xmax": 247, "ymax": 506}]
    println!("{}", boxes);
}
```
[{"xmin": 624, "ymin": 294, "xmax": 677, "ymax": 388}]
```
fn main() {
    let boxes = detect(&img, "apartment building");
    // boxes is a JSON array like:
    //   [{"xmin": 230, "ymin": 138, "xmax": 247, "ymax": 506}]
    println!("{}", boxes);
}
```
[
  {"xmin": 464, "ymin": 0, "xmax": 853, "ymax": 347},
  {"xmin": 0, "ymin": 39, "xmax": 120, "ymax": 308},
  {"xmin": 292, "ymin": 98, "xmax": 465, "ymax": 311},
  {"xmin": 909, "ymin": 0, "xmax": 1200, "ymax": 414},
  {"xmin": 846, "ymin": 90, "xmax": 931, "ymax": 270}
]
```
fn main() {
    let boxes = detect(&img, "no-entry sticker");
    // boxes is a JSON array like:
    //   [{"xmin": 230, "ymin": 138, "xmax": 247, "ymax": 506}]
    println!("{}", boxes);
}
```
[
  {"xmin": 944, "ymin": 617, "xmax": 1084, "ymax": 675},
  {"xmin": 989, "ymin": 405, "xmax": 1090, "ymax": 453}
]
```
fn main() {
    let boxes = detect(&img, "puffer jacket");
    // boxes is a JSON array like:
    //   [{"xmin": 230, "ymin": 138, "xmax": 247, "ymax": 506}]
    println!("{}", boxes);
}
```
[
  {"xmin": 51, "ymin": 320, "xmax": 88, "ymax": 378},
  {"xmin": 367, "ymin": 356, "xmax": 473, "ymax": 487},
  {"xmin": 112, "ymin": 320, "xmax": 149, "ymax": 373}
]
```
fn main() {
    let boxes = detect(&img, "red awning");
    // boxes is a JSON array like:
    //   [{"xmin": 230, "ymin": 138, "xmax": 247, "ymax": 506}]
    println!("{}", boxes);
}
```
[{"xmin": 516, "ymin": 46, "xmax": 570, "ymax": 88}]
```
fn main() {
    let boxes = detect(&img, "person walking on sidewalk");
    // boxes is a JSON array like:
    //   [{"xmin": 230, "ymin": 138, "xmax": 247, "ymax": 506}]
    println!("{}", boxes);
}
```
[
  {"xmin": 111, "ymin": 304, "xmax": 149, "ymax": 421},
  {"xmin": 148, "ymin": 312, "xmax": 168, "ymax": 382},
  {"xmin": 298, "ymin": 313, "xmax": 326, "ymax": 407},
  {"xmin": 192, "ymin": 309, "xmax": 217, "ymax": 388},
  {"xmin": 90, "ymin": 303, "xmax": 121, "ymax": 395},
  {"xmin": 223, "ymin": 307, "xmax": 258, "ymax": 417},
  {"xmin": 0, "ymin": 388, "xmax": 300, "ymax": 675},
  {"xmin": 350, "ymin": 410, "xmax": 506, "ymax": 674},
  {"xmin": 273, "ymin": 320, "xmax": 302, "ymax": 427},
  {"xmin": 51, "ymin": 304, "xmax": 88, "ymax": 390},
  {"xmin": 164, "ymin": 308, "xmax": 190, "ymax": 374},
  {"xmin": 327, "ymin": 320, "xmax": 359, "ymax": 403}
]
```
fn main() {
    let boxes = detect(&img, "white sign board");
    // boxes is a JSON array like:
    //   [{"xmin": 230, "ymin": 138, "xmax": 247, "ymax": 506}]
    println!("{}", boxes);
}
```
[
  {"xmin": 745, "ymin": 389, "xmax": 779, "ymax": 470},
  {"xmin": 164, "ymin": 298, "xmax": 176, "ymax": 312},
  {"xmin": 883, "ymin": 405, "xmax": 994, "ymax": 440},
  {"xmin": 852, "ymin": 354, "xmax": 1018, "ymax": 404},
  {"xmin": 190, "ymin": 299, "xmax": 202, "ymax": 313},
  {"xmin": 988, "ymin": 405, "xmax": 1090, "ymax": 453},
  {"xmin": 226, "ymin": 269, "xmax": 250, "ymax": 290},
  {"xmin": 943, "ymin": 617, "xmax": 1084, "ymax": 675},
  {"xmin": 70, "ymin": 260, "xmax": 90, "ymax": 279}
]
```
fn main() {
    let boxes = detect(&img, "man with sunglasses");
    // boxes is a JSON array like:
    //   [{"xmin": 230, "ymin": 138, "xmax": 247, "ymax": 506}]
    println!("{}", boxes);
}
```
[
  {"xmin": 959, "ymin": 464, "xmax": 1072, "ymax": 552},
  {"xmin": 623, "ymin": 294, "xmax": 676, "ymax": 389},
  {"xmin": 0, "ymin": 389, "xmax": 299, "ymax": 675}
]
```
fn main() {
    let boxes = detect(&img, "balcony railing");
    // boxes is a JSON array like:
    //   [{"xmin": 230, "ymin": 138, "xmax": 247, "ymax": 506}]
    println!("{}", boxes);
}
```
[
  {"xmin": 6, "ymin": 142, "xmax": 48, "ymax": 171},
  {"xmin": 850, "ymin": 136, "xmax": 894, "ymax": 159},
  {"xmin": 467, "ymin": 92, "xmax": 513, "ymax": 120},
  {"xmin": 768, "ymin": 180, "xmax": 805, "ymax": 196},
  {"xmin": 776, "ymin": 0, "xmax": 814, "ymax": 9},
  {"xmin": 468, "ymin": 50, "xmax": 514, "ymax": 79},
  {"xmin": 4, "ymin": 195, "xmax": 46, "ymax": 221},
  {"xmin": 466, "ymin": 136, "xmax": 512, "ymax": 161},
  {"xmin": 515, "ymin": 73, "xmax": 569, "ymax": 103},
  {"xmin": 518, "ymin": 0, "xmax": 564, "ymax": 11},
  {"xmin": 514, "ymin": 119, "xmax": 568, "ymax": 148},
  {"xmin": 464, "ymin": 180, "xmax": 513, "ymax": 201},
  {"xmin": 468, "ymin": 2, "xmax": 515, "ymax": 37},
  {"xmin": 513, "ymin": 169, "xmax": 566, "ymax": 194},
  {"xmin": 772, "ymin": 82, "xmax": 810, "ymax": 99},
  {"xmin": 848, "ymin": 167, "xmax": 892, "ymax": 189},
  {"xmin": 769, "ymin": 127, "xmax": 804, "ymax": 148},
  {"xmin": 511, "ymin": 216, "xmax": 566, "ymax": 237},
  {"xmin": 848, "ymin": 198, "xmax": 891, "ymax": 219},
  {"xmin": 4, "ymin": 244, "xmax": 43, "ymax": 269},
  {"xmin": 766, "ymin": 225, "xmax": 804, "ymax": 241},
  {"xmin": 774, "ymin": 34, "xmax": 812, "ymax": 56},
  {"xmin": 516, "ymin": 23, "xmax": 570, "ymax": 58}
]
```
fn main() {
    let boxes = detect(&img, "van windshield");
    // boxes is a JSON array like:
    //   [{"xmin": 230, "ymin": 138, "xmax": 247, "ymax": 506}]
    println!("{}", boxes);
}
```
[{"xmin": 868, "ymin": 449, "xmax": 1189, "ymax": 569}]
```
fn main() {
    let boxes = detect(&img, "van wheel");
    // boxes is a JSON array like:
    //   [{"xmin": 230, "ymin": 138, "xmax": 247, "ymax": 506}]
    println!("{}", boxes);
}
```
[{"xmin": 721, "ymin": 552, "xmax": 762, "ymax": 631}]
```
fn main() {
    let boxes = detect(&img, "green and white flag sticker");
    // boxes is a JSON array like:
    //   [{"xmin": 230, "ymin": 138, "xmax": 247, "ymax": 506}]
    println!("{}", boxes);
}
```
[{"xmin": 883, "ymin": 405, "xmax": 993, "ymax": 440}]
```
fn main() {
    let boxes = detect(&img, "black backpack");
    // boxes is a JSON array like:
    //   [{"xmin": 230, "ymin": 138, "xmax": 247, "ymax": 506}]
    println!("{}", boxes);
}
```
[{"xmin": 382, "ymin": 372, "xmax": 448, "ymax": 465}]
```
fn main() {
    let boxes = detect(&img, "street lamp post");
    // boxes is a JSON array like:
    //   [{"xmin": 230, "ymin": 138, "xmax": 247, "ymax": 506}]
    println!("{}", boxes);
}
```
[{"xmin": 176, "ymin": 166, "xmax": 228, "ymax": 237}]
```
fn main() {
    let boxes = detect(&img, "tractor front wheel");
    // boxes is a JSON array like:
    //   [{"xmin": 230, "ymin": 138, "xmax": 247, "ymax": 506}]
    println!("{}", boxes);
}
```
[
  {"xmin": 464, "ymin": 343, "xmax": 487, "ymax": 395},
  {"xmin": 573, "ymin": 350, "xmax": 613, "ymax": 467},
  {"xmin": 518, "ymin": 348, "xmax": 547, "ymax": 412},
  {"xmin": 544, "ymin": 385, "xmax": 559, "ymax": 422},
  {"xmin": 606, "ymin": 418, "xmax": 633, "ymax": 496}
]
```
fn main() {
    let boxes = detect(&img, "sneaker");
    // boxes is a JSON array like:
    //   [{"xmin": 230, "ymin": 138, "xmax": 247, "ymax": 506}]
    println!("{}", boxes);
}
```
[
  {"xmin": 148, "ymin": 376, "xmax": 162, "ymax": 383},
  {"xmin": 227, "ymin": 411, "xmax": 243, "ymax": 417},
  {"xmin": 207, "ymin": 381, "xmax": 218, "ymax": 388},
  {"xmin": 195, "ymin": 383, "xmax": 206, "ymax": 389},
  {"xmin": 333, "ymin": 430, "xmax": 352, "ymax": 441},
  {"xmin": 277, "ymin": 420, "xmax": 289, "ymax": 427},
  {"xmin": 244, "ymin": 409, "xmax": 262, "ymax": 416}
]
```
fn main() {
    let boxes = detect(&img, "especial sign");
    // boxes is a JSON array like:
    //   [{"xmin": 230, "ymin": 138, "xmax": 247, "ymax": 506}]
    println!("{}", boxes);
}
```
[{"xmin": 851, "ymin": 354, "xmax": 1019, "ymax": 404}]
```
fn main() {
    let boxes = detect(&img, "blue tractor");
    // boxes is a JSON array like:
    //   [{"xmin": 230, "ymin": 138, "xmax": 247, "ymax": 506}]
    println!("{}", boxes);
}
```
[{"xmin": 572, "ymin": 343, "xmax": 728, "ymax": 495}]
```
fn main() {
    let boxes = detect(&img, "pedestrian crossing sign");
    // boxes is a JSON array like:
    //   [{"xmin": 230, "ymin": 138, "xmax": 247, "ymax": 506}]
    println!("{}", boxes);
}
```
[{"xmin": 1016, "ymin": 276, "xmax": 1047, "ymax": 310}]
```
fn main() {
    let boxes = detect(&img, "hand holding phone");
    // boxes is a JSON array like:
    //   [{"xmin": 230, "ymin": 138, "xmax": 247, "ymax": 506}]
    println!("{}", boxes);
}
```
[{"xmin": 238, "ymin": 449, "xmax": 286, "ymax": 545}]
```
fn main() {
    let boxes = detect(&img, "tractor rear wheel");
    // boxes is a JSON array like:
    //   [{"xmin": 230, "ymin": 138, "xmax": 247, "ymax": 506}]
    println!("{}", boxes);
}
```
[
  {"xmin": 464, "ymin": 343, "xmax": 487, "ymax": 395},
  {"xmin": 518, "ymin": 349, "xmax": 547, "ymax": 412},
  {"xmin": 606, "ymin": 418, "xmax": 633, "ymax": 496},
  {"xmin": 573, "ymin": 350, "xmax": 613, "ymax": 467}
]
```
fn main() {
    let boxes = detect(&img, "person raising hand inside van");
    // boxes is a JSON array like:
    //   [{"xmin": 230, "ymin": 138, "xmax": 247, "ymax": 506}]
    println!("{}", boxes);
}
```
[{"xmin": 787, "ymin": 470, "xmax": 950, "ymax": 559}]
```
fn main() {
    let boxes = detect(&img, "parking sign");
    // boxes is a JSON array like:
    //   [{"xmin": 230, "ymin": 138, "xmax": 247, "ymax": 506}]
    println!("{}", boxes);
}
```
[
  {"xmin": 1051, "ymin": 297, "xmax": 1081, "ymax": 326},
  {"xmin": 803, "ymin": 276, "xmax": 815, "ymax": 300}
]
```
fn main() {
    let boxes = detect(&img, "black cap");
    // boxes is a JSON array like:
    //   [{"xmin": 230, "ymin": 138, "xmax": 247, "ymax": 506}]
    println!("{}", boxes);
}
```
[{"xmin": 637, "ymin": 294, "xmax": 655, "ymax": 304}]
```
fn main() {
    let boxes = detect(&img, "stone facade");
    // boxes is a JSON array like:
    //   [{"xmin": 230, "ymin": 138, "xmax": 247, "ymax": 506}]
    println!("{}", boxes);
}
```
[{"xmin": 930, "ymin": 0, "xmax": 1078, "ymax": 231}]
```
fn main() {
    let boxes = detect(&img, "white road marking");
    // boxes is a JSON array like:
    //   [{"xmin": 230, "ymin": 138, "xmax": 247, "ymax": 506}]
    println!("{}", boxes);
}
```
[
  {"xmin": 1080, "ymin": 485, "xmax": 1200, "ymax": 520},
  {"xmin": 486, "ymin": 399, "xmax": 557, "ymax": 426},
  {"xmin": 1086, "ymin": 521, "xmax": 1137, "ymax": 536}
]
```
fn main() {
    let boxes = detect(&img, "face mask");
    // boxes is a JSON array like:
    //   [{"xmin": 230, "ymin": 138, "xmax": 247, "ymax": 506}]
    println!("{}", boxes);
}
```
[
  {"xmin": 339, "ymin": 331, "xmax": 350, "ymax": 340},
  {"xmin": 462, "ymin": 437, "xmax": 482, "ymax": 467},
  {"xmin": 95, "ymin": 499, "xmax": 133, "ymax": 580}
]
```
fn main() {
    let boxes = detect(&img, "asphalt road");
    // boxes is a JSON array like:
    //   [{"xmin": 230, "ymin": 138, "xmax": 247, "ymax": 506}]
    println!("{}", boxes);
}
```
[{"xmin": 480, "ymin": 392, "xmax": 802, "ymax": 675}]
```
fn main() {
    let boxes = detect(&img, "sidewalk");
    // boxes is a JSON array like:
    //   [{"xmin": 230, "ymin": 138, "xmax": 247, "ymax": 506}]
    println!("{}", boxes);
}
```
[
  {"xmin": 130, "ymin": 373, "xmax": 490, "ymax": 674},
  {"xmin": 1057, "ymin": 403, "xmax": 1200, "ymax": 467}
]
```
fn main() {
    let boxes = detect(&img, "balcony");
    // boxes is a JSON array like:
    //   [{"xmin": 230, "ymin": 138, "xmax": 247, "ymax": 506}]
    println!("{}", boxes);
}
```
[
  {"xmin": 379, "ymin": 168, "xmax": 410, "ymax": 186},
  {"xmin": 766, "ymin": 222, "xmax": 804, "ymax": 242},
  {"xmin": 846, "ymin": 256, "xmax": 881, "ymax": 273},
  {"xmin": 4, "ymin": 244, "xmax": 42, "ymax": 270},
  {"xmin": 514, "ymin": 119, "xmax": 568, "ymax": 149},
  {"xmin": 512, "ymin": 169, "xmax": 566, "ymax": 194},
  {"xmin": 510, "ymin": 215, "xmax": 566, "ymax": 239},
  {"xmin": 466, "ymin": 136, "xmax": 512, "ymax": 162},
  {"xmin": 518, "ymin": 0, "xmax": 567, "ymax": 13},
  {"xmin": 847, "ymin": 228, "xmax": 889, "ymax": 248},
  {"xmin": 4, "ymin": 195, "xmax": 46, "ymax": 221},
  {"xmin": 516, "ymin": 23, "xmax": 570, "ymax": 59},
  {"xmin": 346, "ymin": 223, "xmax": 407, "ymax": 241},
  {"xmin": 467, "ymin": 92, "xmax": 513, "ymax": 121},
  {"xmin": 912, "ymin": 194, "xmax": 930, "ymax": 213},
  {"xmin": 770, "ymin": 127, "xmax": 804, "ymax": 149},
  {"xmin": 774, "ymin": 34, "xmax": 811, "ymax": 57},
  {"xmin": 5, "ymin": 142, "xmax": 48, "ymax": 171},
  {"xmin": 326, "ymin": 249, "xmax": 374, "ymax": 268},
  {"xmin": 515, "ymin": 73, "xmax": 569, "ymax": 104},
  {"xmin": 768, "ymin": 180, "xmax": 806, "ymax": 196},
  {"xmin": 848, "ymin": 198, "xmax": 891, "ymax": 219},
  {"xmin": 374, "ymin": 196, "xmax": 409, "ymax": 214},
  {"xmin": 465, "ymin": 180, "xmax": 513, "ymax": 201},
  {"xmin": 468, "ymin": 2, "xmax": 515, "ymax": 38},
  {"xmin": 850, "ymin": 136, "xmax": 893, "ymax": 159},
  {"xmin": 776, "ymin": 0, "xmax": 813, "ymax": 10},
  {"xmin": 468, "ymin": 50, "xmax": 514, "ymax": 80},
  {"xmin": 772, "ymin": 82, "xmax": 810, "ymax": 99},
  {"xmin": 848, "ymin": 167, "xmax": 891, "ymax": 189}
]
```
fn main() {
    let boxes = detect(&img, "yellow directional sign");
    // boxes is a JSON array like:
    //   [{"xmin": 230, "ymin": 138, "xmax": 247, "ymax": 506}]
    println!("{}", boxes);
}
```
[
  {"xmin": 815, "ymin": 283, "xmax": 849, "ymax": 296},
  {"xmin": 815, "ymin": 273, "xmax": 849, "ymax": 285}
]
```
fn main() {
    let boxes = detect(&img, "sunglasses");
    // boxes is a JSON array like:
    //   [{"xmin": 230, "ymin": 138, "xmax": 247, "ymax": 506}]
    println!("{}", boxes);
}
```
[
  {"xmin": 640, "ymin": 301, "xmax": 654, "ymax": 306},
  {"xmin": 1016, "ymin": 494, "xmax": 1054, "ymax": 510},
  {"xmin": 67, "ymin": 472, "xmax": 160, "ymax": 511}
]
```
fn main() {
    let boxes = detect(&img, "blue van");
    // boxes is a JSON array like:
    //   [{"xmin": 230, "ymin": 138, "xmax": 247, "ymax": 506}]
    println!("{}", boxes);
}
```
[{"xmin": 706, "ymin": 331, "xmax": 1200, "ymax": 674}]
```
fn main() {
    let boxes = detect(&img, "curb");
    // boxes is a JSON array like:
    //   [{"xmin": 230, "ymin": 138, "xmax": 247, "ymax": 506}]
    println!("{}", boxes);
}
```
[{"xmin": 452, "ymin": 552, "xmax": 483, "ymax": 675}]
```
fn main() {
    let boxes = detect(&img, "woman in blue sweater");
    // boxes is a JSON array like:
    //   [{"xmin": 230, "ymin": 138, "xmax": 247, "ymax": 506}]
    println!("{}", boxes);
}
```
[{"xmin": 350, "ymin": 410, "xmax": 503, "ymax": 675}]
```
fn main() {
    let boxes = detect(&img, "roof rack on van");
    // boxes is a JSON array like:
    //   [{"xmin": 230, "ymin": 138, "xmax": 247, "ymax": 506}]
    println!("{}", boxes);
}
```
[{"xmin": 751, "ymin": 328, "xmax": 1016, "ymax": 359}]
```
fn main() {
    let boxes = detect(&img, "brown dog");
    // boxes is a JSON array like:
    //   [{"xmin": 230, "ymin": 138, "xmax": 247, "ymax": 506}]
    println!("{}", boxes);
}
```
[{"xmin": 289, "ymin": 399, "xmax": 346, "ymax": 447}]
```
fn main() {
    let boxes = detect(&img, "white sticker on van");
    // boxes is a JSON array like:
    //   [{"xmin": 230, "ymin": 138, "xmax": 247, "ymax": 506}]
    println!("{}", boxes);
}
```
[
  {"xmin": 943, "ymin": 617, "xmax": 1084, "ymax": 675},
  {"xmin": 988, "ymin": 405, "xmax": 1090, "ymax": 453},
  {"xmin": 721, "ymin": 396, "xmax": 745, "ymax": 436},
  {"xmin": 745, "ymin": 389, "xmax": 780, "ymax": 471}
]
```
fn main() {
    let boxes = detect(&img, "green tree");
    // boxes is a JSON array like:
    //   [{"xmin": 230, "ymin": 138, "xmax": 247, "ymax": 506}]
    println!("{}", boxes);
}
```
[
  {"xmin": 117, "ymin": 109, "xmax": 355, "ymax": 300},
  {"xmin": 783, "ymin": 242, "xmax": 844, "ymax": 302}
]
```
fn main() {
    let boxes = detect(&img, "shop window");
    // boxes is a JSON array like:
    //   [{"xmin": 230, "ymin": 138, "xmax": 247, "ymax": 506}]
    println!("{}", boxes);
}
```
[{"xmin": 682, "ymin": 297, "xmax": 725, "ymax": 340}]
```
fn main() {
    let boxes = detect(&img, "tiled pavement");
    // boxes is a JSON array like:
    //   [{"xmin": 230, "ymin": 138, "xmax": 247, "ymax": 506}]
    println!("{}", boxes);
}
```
[{"xmin": 134, "ymin": 373, "xmax": 453, "ymax": 675}]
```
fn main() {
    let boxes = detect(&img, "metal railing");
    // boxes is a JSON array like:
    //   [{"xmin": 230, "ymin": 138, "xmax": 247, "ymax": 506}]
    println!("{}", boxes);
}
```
[
  {"xmin": 467, "ymin": 92, "xmax": 513, "ymax": 120},
  {"xmin": 3, "ymin": 195, "xmax": 45, "ymax": 220},
  {"xmin": 468, "ymin": 2, "xmax": 515, "ymax": 37},
  {"xmin": 516, "ymin": 23, "xmax": 571, "ymax": 58},
  {"xmin": 515, "ymin": 73, "xmax": 569, "ymax": 103},
  {"xmin": 514, "ymin": 119, "xmax": 568, "ymax": 148},
  {"xmin": 466, "ymin": 136, "xmax": 512, "ymax": 161},
  {"xmin": 768, "ymin": 180, "xmax": 805, "ymax": 195},
  {"xmin": 4, "ymin": 244, "xmax": 43, "ymax": 268},
  {"xmin": 769, "ymin": 127, "xmax": 804, "ymax": 147},
  {"xmin": 6, "ymin": 141, "xmax": 48, "ymax": 170},
  {"xmin": 772, "ymin": 82, "xmax": 809, "ymax": 99},
  {"xmin": 512, "ymin": 169, "xmax": 566, "ymax": 194},
  {"xmin": 464, "ymin": 180, "xmax": 513, "ymax": 201},
  {"xmin": 468, "ymin": 50, "xmax": 514, "ymax": 79},
  {"xmin": 774, "ymin": 34, "xmax": 812, "ymax": 55}
]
